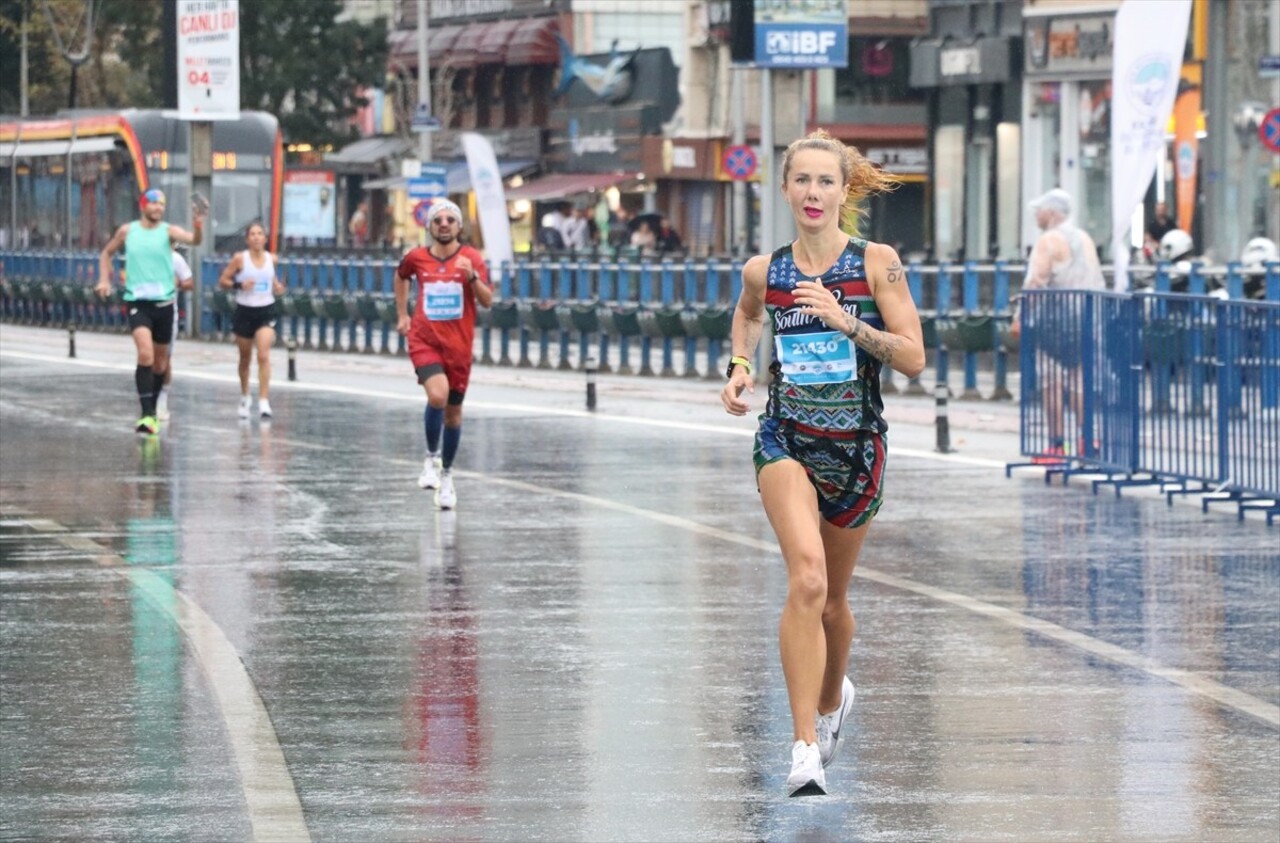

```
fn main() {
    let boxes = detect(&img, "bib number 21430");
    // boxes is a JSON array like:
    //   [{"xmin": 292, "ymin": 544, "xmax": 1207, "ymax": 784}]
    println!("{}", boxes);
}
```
[{"xmin": 775, "ymin": 330, "xmax": 859, "ymax": 385}]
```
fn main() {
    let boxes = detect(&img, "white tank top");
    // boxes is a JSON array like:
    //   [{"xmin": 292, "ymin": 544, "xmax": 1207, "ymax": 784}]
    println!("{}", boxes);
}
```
[
  {"xmin": 235, "ymin": 250, "xmax": 276, "ymax": 307},
  {"xmin": 1042, "ymin": 223, "xmax": 1104, "ymax": 290}
]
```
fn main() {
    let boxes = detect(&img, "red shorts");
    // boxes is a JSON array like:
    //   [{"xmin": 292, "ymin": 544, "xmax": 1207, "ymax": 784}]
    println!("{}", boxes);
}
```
[{"xmin": 407, "ymin": 322, "xmax": 473, "ymax": 395}]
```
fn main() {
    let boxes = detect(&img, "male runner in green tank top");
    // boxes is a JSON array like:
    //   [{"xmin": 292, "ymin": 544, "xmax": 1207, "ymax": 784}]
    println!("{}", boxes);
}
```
[{"xmin": 96, "ymin": 188, "xmax": 206, "ymax": 434}]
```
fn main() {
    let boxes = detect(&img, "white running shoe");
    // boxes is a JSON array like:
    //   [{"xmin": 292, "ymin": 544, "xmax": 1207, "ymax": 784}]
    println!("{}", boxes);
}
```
[
  {"xmin": 238, "ymin": 395, "xmax": 252, "ymax": 419},
  {"xmin": 155, "ymin": 390, "xmax": 170, "ymax": 421},
  {"xmin": 417, "ymin": 455, "xmax": 442, "ymax": 489},
  {"xmin": 786, "ymin": 741, "xmax": 826, "ymax": 797},
  {"xmin": 816, "ymin": 676, "xmax": 856, "ymax": 767},
  {"xmin": 258, "ymin": 398, "xmax": 273, "ymax": 418},
  {"xmin": 435, "ymin": 471, "xmax": 457, "ymax": 510}
]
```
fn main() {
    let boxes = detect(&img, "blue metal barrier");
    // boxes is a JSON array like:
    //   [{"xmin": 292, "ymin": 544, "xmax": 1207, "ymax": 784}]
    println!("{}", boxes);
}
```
[
  {"xmin": 5, "ymin": 249, "xmax": 1276, "ymax": 394},
  {"xmin": 1012, "ymin": 288, "xmax": 1279, "ymax": 522}
]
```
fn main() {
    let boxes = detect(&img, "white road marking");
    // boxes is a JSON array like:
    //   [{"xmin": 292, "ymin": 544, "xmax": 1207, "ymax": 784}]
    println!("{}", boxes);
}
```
[{"xmin": 8, "ymin": 516, "xmax": 312, "ymax": 842}]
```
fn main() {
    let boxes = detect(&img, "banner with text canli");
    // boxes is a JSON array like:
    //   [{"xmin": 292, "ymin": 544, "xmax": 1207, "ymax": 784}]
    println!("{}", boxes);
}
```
[
  {"xmin": 176, "ymin": 0, "xmax": 241, "ymax": 120},
  {"xmin": 1109, "ymin": 0, "xmax": 1191, "ymax": 292},
  {"xmin": 461, "ymin": 132, "xmax": 514, "ymax": 269}
]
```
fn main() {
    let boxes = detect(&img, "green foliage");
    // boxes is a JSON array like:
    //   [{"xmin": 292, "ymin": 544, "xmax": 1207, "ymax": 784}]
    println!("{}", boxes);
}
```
[
  {"xmin": 1, "ymin": 0, "xmax": 388, "ymax": 149},
  {"xmin": 240, "ymin": 0, "xmax": 388, "ymax": 147}
]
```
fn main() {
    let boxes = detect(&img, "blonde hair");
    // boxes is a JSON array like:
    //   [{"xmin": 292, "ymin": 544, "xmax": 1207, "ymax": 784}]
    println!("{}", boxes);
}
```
[{"xmin": 780, "ymin": 129, "xmax": 898, "ymax": 237}]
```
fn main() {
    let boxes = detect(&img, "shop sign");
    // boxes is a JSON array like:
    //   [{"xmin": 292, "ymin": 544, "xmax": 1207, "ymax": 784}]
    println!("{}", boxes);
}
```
[
  {"xmin": 1025, "ymin": 13, "xmax": 1115, "ymax": 76},
  {"xmin": 753, "ymin": 0, "xmax": 848, "ymax": 69},
  {"xmin": 865, "ymin": 147, "xmax": 926, "ymax": 175},
  {"xmin": 940, "ymin": 47, "xmax": 981, "ymax": 78}
]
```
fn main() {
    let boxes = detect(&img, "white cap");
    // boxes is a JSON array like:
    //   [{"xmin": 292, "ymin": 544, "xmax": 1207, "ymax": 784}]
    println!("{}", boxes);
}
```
[
  {"xmin": 1029, "ymin": 188, "xmax": 1072, "ymax": 217},
  {"xmin": 425, "ymin": 199, "xmax": 463, "ymax": 228}
]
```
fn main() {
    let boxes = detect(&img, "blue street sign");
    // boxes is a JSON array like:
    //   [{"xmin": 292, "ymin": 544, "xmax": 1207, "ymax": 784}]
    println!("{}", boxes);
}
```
[
  {"xmin": 408, "ymin": 164, "xmax": 448, "ymax": 199},
  {"xmin": 411, "ymin": 103, "xmax": 442, "ymax": 133}
]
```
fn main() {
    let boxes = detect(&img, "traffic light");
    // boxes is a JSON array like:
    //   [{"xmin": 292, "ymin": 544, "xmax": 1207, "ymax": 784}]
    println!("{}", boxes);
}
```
[{"xmin": 729, "ymin": 0, "xmax": 755, "ymax": 64}]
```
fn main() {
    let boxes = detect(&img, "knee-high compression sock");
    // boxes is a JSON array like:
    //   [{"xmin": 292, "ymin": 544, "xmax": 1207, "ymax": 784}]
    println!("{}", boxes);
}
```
[
  {"xmin": 423, "ymin": 405, "xmax": 444, "ymax": 454},
  {"xmin": 135, "ymin": 365, "xmax": 156, "ymax": 416},
  {"xmin": 441, "ymin": 425, "xmax": 461, "ymax": 470}
]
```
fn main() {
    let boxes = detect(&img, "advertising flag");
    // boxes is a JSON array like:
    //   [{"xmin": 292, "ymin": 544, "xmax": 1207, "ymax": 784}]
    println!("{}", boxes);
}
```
[
  {"xmin": 1172, "ymin": 64, "xmax": 1201, "ymax": 234},
  {"xmin": 461, "ymin": 132, "xmax": 514, "ymax": 270},
  {"xmin": 1110, "ymin": 0, "xmax": 1192, "ymax": 291}
]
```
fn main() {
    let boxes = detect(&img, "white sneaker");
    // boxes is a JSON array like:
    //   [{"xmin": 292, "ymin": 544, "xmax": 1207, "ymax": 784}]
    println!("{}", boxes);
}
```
[
  {"xmin": 816, "ymin": 676, "xmax": 856, "ymax": 767},
  {"xmin": 435, "ymin": 471, "xmax": 457, "ymax": 510},
  {"xmin": 238, "ymin": 395, "xmax": 252, "ymax": 419},
  {"xmin": 155, "ymin": 390, "xmax": 170, "ymax": 421},
  {"xmin": 786, "ymin": 741, "xmax": 826, "ymax": 797},
  {"xmin": 417, "ymin": 455, "xmax": 442, "ymax": 489},
  {"xmin": 258, "ymin": 398, "xmax": 272, "ymax": 418}
]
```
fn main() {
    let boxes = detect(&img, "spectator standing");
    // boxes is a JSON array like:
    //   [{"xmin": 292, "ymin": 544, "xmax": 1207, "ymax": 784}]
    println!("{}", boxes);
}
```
[
  {"xmin": 630, "ymin": 220, "xmax": 657, "ymax": 252},
  {"xmin": 1143, "ymin": 201, "xmax": 1175, "ymax": 260},
  {"xmin": 608, "ymin": 207, "xmax": 633, "ymax": 250},
  {"xmin": 349, "ymin": 200, "xmax": 370, "ymax": 247},
  {"xmin": 537, "ymin": 203, "xmax": 567, "ymax": 251},
  {"xmin": 561, "ymin": 205, "xmax": 591, "ymax": 251},
  {"xmin": 656, "ymin": 215, "xmax": 683, "ymax": 254},
  {"xmin": 1020, "ymin": 188, "xmax": 1105, "ymax": 464}
]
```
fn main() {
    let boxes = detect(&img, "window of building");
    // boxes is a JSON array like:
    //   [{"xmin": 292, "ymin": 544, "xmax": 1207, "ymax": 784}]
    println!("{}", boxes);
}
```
[{"xmin": 834, "ymin": 38, "xmax": 923, "ymax": 107}]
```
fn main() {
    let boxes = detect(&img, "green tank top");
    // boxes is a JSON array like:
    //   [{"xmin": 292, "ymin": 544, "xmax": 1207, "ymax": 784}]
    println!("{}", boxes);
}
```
[{"xmin": 124, "ymin": 221, "xmax": 175, "ymax": 302}]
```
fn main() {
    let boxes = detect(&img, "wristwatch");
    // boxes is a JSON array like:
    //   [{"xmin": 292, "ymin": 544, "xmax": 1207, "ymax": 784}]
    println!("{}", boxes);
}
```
[{"xmin": 726, "ymin": 355, "xmax": 752, "ymax": 379}]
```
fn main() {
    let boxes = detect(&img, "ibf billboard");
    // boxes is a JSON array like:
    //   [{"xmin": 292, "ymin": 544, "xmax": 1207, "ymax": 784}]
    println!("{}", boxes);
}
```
[{"xmin": 753, "ymin": 0, "xmax": 847, "ymax": 69}]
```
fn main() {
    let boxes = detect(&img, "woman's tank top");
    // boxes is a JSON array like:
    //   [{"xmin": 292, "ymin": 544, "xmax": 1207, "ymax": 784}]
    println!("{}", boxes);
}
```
[
  {"xmin": 763, "ymin": 237, "xmax": 887, "ymax": 435},
  {"xmin": 234, "ymin": 250, "xmax": 276, "ymax": 308}
]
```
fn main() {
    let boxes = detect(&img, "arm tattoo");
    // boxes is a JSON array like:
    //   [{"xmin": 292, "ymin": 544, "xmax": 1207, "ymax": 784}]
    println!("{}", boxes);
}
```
[
  {"xmin": 851, "ymin": 323, "xmax": 904, "ymax": 365},
  {"xmin": 884, "ymin": 260, "xmax": 902, "ymax": 285}
]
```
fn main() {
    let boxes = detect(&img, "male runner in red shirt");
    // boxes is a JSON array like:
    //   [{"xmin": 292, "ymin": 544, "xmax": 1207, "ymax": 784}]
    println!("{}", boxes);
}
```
[{"xmin": 395, "ymin": 199, "xmax": 493, "ymax": 509}]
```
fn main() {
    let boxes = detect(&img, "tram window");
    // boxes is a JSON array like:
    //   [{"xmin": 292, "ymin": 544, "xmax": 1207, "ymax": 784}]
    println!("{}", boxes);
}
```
[
  {"xmin": 13, "ymin": 156, "xmax": 67, "ymax": 248},
  {"xmin": 106, "ymin": 150, "xmax": 140, "ymax": 236},
  {"xmin": 0, "ymin": 160, "xmax": 11, "ymax": 249},
  {"xmin": 213, "ymin": 173, "xmax": 270, "ymax": 248},
  {"xmin": 150, "ymin": 173, "xmax": 190, "ymax": 224}
]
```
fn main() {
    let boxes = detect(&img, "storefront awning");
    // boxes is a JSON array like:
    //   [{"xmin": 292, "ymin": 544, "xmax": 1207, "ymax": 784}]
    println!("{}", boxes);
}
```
[
  {"xmin": 505, "ymin": 16, "xmax": 560, "ymax": 65},
  {"xmin": 445, "ymin": 23, "xmax": 488, "ymax": 69},
  {"xmin": 429, "ymin": 24, "xmax": 464, "ymax": 56},
  {"xmin": 361, "ymin": 159, "xmax": 536, "ymax": 193},
  {"xmin": 476, "ymin": 18, "xmax": 524, "ymax": 65},
  {"xmin": 447, "ymin": 159, "xmax": 536, "ymax": 193},
  {"xmin": 504, "ymin": 172, "xmax": 630, "ymax": 202},
  {"xmin": 326, "ymin": 136, "xmax": 413, "ymax": 173},
  {"xmin": 390, "ymin": 18, "xmax": 556, "ymax": 67}
]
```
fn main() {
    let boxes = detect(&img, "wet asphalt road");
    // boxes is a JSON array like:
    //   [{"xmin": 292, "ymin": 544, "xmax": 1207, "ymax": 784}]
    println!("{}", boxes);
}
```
[{"xmin": 1, "ymin": 324, "xmax": 1277, "ymax": 843}]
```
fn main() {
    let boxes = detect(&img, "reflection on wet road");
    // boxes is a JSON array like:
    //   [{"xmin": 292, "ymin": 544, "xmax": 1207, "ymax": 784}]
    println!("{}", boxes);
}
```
[{"xmin": 1, "ymin": 335, "xmax": 1277, "ymax": 842}]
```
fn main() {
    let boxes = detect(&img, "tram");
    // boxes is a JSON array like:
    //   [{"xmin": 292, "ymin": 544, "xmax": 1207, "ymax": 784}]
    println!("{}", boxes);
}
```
[{"xmin": 0, "ymin": 109, "xmax": 283, "ymax": 253}]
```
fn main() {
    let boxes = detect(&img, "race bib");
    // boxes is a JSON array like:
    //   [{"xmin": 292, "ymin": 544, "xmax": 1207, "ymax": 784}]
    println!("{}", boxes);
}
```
[
  {"xmin": 131, "ymin": 281, "xmax": 166, "ymax": 300},
  {"xmin": 424, "ymin": 281, "xmax": 464, "ymax": 321},
  {"xmin": 775, "ymin": 330, "xmax": 859, "ymax": 385},
  {"xmin": 254, "ymin": 276, "xmax": 270, "ymax": 294}
]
